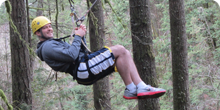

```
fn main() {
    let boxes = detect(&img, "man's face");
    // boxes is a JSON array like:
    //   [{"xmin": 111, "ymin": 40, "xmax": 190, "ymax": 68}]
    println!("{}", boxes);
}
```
[{"xmin": 36, "ymin": 23, "xmax": 53, "ymax": 39}]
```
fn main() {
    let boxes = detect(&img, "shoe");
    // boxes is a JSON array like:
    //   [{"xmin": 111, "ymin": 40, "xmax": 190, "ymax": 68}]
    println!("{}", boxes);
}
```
[
  {"xmin": 123, "ymin": 88, "xmax": 138, "ymax": 99},
  {"xmin": 137, "ymin": 85, "xmax": 166, "ymax": 99}
]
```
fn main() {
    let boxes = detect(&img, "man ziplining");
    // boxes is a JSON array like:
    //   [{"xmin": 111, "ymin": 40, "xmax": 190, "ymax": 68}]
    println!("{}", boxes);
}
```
[{"xmin": 31, "ymin": 16, "xmax": 166, "ymax": 100}]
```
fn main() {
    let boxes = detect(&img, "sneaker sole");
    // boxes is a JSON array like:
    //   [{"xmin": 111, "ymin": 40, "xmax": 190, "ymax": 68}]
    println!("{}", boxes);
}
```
[
  {"xmin": 137, "ymin": 90, "xmax": 166, "ymax": 99},
  {"xmin": 123, "ymin": 95, "xmax": 138, "ymax": 99}
]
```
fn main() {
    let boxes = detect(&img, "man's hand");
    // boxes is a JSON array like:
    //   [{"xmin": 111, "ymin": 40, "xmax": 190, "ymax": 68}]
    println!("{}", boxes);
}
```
[{"xmin": 75, "ymin": 25, "xmax": 86, "ymax": 37}]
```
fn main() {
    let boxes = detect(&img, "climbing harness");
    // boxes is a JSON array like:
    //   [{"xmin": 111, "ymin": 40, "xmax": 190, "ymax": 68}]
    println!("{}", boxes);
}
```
[
  {"xmin": 67, "ymin": 0, "xmax": 100, "ymax": 84},
  {"xmin": 53, "ymin": 0, "xmax": 118, "ymax": 82}
]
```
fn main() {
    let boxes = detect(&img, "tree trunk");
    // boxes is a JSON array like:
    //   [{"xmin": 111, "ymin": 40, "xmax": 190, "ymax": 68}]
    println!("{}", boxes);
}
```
[
  {"xmin": 9, "ymin": 0, "xmax": 32, "ymax": 109},
  {"xmin": 88, "ymin": 0, "xmax": 111, "ymax": 109},
  {"xmin": 36, "ymin": 0, "xmax": 44, "ymax": 16},
  {"xmin": 129, "ymin": 0, "xmax": 160, "ymax": 110},
  {"xmin": 169, "ymin": 0, "xmax": 190, "ymax": 110}
]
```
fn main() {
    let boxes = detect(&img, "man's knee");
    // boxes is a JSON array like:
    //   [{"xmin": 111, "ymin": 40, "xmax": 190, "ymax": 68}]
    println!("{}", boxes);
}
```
[
  {"xmin": 110, "ymin": 45, "xmax": 130, "ymax": 57},
  {"xmin": 115, "ymin": 45, "xmax": 127, "ymax": 54},
  {"xmin": 126, "ymin": 49, "xmax": 131, "ymax": 56}
]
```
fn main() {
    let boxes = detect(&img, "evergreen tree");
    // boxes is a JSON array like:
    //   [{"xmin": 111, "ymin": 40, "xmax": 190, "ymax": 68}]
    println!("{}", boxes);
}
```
[
  {"xmin": 88, "ymin": 0, "xmax": 111, "ymax": 109},
  {"xmin": 169, "ymin": 0, "xmax": 189, "ymax": 109},
  {"xmin": 129, "ymin": 0, "xmax": 160, "ymax": 109},
  {"xmin": 36, "ymin": 0, "xmax": 44, "ymax": 16},
  {"xmin": 8, "ymin": 0, "xmax": 33, "ymax": 109}
]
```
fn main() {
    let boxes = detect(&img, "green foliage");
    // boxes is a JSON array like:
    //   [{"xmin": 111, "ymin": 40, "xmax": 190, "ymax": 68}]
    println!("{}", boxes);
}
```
[
  {"xmin": 214, "ymin": 48, "xmax": 220, "ymax": 65},
  {"xmin": 32, "ymin": 65, "xmax": 93, "ymax": 110},
  {"xmin": 0, "ymin": 2, "xmax": 8, "ymax": 25},
  {"xmin": 1, "ymin": 0, "xmax": 220, "ymax": 109},
  {"xmin": 104, "ymin": 0, "xmax": 131, "ymax": 48},
  {"xmin": 155, "ymin": 0, "xmax": 220, "ymax": 109},
  {"xmin": 62, "ymin": 85, "xmax": 93, "ymax": 110},
  {"xmin": 110, "ymin": 73, "xmax": 138, "ymax": 110},
  {"xmin": 0, "ymin": 89, "xmax": 13, "ymax": 110}
]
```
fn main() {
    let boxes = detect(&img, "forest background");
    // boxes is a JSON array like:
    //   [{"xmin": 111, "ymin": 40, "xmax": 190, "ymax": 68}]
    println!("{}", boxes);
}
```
[{"xmin": 0, "ymin": 0, "xmax": 220, "ymax": 110}]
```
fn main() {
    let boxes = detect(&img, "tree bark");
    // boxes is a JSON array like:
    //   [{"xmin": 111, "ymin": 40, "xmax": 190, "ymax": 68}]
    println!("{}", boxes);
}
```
[
  {"xmin": 9, "ymin": 0, "xmax": 33, "ymax": 109},
  {"xmin": 129, "ymin": 0, "xmax": 160, "ymax": 110},
  {"xmin": 36, "ymin": 0, "xmax": 44, "ymax": 16},
  {"xmin": 169, "ymin": 0, "xmax": 190, "ymax": 110},
  {"xmin": 88, "ymin": 0, "xmax": 111, "ymax": 109}
]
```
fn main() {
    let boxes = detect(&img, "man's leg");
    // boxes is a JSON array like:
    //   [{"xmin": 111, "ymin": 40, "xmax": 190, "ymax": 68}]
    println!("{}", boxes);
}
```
[
  {"xmin": 109, "ymin": 45, "xmax": 142, "ymax": 85},
  {"xmin": 110, "ymin": 45, "xmax": 166, "ymax": 99}
]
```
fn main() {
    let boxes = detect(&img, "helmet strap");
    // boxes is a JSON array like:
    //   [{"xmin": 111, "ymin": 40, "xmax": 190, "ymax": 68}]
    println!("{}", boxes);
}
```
[{"xmin": 40, "ymin": 29, "xmax": 50, "ymax": 40}]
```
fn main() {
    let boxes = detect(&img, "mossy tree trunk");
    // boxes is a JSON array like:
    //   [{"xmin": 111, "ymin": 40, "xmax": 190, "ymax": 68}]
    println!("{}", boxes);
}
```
[
  {"xmin": 9, "ymin": 0, "xmax": 33, "ymax": 109},
  {"xmin": 129, "ymin": 0, "xmax": 160, "ymax": 110},
  {"xmin": 88, "ymin": 0, "xmax": 111, "ymax": 109},
  {"xmin": 169, "ymin": 0, "xmax": 190, "ymax": 109}
]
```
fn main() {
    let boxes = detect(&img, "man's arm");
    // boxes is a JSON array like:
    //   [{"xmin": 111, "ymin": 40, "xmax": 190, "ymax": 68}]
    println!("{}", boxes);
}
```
[
  {"xmin": 43, "ymin": 25, "xmax": 87, "ymax": 62},
  {"xmin": 43, "ymin": 35, "xmax": 82, "ymax": 62}
]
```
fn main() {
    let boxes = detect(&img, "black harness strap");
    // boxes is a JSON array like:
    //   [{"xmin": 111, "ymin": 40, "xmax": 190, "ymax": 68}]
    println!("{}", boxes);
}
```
[
  {"xmin": 84, "ymin": 52, "xmax": 95, "ymax": 80},
  {"xmin": 39, "ymin": 29, "xmax": 50, "ymax": 40},
  {"xmin": 67, "ymin": 57, "xmax": 79, "ymax": 79},
  {"xmin": 54, "ymin": 36, "xmax": 80, "ymax": 79}
]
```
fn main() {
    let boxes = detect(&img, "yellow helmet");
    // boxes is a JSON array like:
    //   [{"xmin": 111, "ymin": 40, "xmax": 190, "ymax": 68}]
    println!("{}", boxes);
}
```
[{"xmin": 31, "ymin": 16, "xmax": 51, "ymax": 34}]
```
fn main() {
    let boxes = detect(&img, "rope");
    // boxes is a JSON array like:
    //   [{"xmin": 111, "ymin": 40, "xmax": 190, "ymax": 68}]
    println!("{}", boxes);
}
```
[
  {"xmin": 67, "ymin": 0, "xmax": 98, "ymax": 53},
  {"xmin": 81, "ymin": 38, "xmax": 91, "ymax": 52},
  {"xmin": 60, "ymin": 35, "xmax": 91, "ymax": 53},
  {"xmin": 70, "ymin": 0, "xmax": 98, "ymax": 27}
]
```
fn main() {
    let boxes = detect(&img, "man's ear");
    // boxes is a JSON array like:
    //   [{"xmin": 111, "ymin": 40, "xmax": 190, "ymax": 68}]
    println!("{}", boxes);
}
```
[{"xmin": 35, "ymin": 31, "xmax": 41, "ymax": 36}]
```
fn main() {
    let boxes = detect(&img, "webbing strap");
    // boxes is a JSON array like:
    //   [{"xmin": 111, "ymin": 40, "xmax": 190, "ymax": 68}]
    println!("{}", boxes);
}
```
[{"xmin": 85, "ymin": 59, "xmax": 95, "ymax": 79}]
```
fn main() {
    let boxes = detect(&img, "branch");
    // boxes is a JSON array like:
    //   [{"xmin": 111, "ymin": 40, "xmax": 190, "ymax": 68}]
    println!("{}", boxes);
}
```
[{"xmin": 0, "ymin": 89, "xmax": 13, "ymax": 110}]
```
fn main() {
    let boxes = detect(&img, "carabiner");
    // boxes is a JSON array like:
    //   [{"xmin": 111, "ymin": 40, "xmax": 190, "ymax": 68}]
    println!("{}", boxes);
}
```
[{"xmin": 76, "ymin": 16, "xmax": 86, "ymax": 27}]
